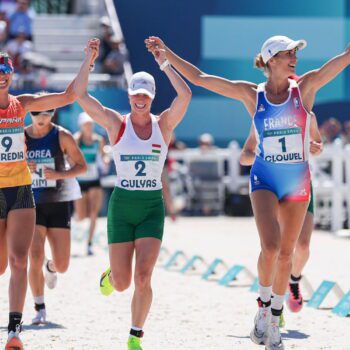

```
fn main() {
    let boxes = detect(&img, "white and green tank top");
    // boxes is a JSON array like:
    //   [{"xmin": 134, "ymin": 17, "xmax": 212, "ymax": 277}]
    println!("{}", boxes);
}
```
[
  {"xmin": 77, "ymin": 136, "xmax": 101, "ymax": 182},
  {"xmin": 112, "ymin": 114, "xmax": 168, "ymax": 191}
]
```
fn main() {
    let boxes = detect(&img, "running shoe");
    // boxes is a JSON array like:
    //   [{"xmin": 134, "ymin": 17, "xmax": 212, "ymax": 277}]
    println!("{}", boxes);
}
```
[
  {"xmin": 32, "ymin": 308, "xmax": 47, "ymax": 325},
  {"xmin": 87, "ymin": 244, "xmax": 94, "ymax": 256},
  {"xmin": 287, "ymin": 282, "xmax": 303, "ymax": 313},
  {"xmin": 250, "ymin": 303, "xmax": 271, "ymax": 345},
  {"xmin": 265, "ymin": 322, "xmax": 284, "ymax": 350},
  {"xmin": 5, "ymin": 330, "xmax": 24, "ymax": 350},
  {"xmin": 278, "ymin": 313, "xmax": 285, "ymax": 328},
  {"xmin": 128, "ymin": 336, "xmax": 143, "ymax": 350},
  {"xmin": 99, "ymin": 267, "xmax": 114, "ymax": 296},
  {"xmin": 44, "ymin": 259, "xmax": 57, "ymax": 289}
]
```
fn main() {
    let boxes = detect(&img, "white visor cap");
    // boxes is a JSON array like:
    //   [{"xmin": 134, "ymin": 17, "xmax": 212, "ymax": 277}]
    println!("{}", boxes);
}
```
[
  {"xmin": 78, "ymin": 112, "xmax": 94, "ymax": 127},
  {"xmin": 128, "ymin": 71, "xmax": 156, "ymax": 99},
  {"xmin": 261, "ymin": 35, "xmax": 307, "ymax": 64}
]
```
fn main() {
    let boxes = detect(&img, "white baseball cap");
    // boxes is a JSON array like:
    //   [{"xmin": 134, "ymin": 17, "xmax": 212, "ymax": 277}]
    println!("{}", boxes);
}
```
[
  {"xmin": 128, "ymin": 71, "xmax": 156, "ymax": 99},
  {"xmin": 78, "ymin": 112, "xmax": 94, "ymax": 127},
  {"xmin": 261, "ymin": 35, "xmax": 307, "ymax": 64}
]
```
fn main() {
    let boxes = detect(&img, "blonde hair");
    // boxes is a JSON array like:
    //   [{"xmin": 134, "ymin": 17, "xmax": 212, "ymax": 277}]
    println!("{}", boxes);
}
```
[{"xmin": 254, "ymin": 53, "xmax": 269, "ymax": 78}]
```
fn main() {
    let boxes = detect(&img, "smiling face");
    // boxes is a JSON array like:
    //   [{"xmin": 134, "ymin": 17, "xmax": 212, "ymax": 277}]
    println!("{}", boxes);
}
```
[
  {"xmin": 129, "ymin": 93, "xmax": 153, "ymax": 114},
  {"xmin": 268, "ymin": 48, "xmax": 298, "ymax": 78},
  {"xmin": 0, "ymin": 71, "xmax": 12, "ymax": 91}
]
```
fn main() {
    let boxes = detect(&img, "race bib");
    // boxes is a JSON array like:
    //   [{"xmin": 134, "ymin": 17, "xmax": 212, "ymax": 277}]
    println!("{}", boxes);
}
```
[
  {"xmin": 0, "ymin": 127, "xmax": 25, "ymax": 163},
  {"xmin": 31, "ymin": 158, "xmax": 57, "ymax": 188},
  {"xmin": 263, "ymin": 128, "xmax": 304, "ymax": 163},
  {"xmin": 77, "ymin": 163, "xmax": 98, "ymax": 181}
]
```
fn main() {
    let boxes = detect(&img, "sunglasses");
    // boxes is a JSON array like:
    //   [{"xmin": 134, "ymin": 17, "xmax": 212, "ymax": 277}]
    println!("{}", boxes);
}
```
[
  {"xmin": 0, "ymin": 65, "xmax": 13, "ymax": 74},
  {"xmin": 31, "ymin": 110, "xmax": 55, "ymax": 116}
]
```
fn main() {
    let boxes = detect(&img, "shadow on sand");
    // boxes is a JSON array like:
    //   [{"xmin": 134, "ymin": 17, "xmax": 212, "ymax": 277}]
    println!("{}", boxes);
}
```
[{"xmin": 0, "ymin": 322, "xmax": 66, "ymax": 332}]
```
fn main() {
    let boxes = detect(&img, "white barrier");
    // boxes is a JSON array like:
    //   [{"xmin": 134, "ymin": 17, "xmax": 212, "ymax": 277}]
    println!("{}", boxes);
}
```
[
  {"xmin": 310, "ymin": 141, "xmax": 347, "ymax": 231},
  {"xmin": 100, "ymin": 142, "xmax": 349, "ymax": 231}
]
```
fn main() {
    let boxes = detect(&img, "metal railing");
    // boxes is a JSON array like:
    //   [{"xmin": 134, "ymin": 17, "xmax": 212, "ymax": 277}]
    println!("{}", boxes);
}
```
[
  {"xmin": 104, "ymin": 0, "xmax": 133, "ymax": 83},
  {"xmin": 32, "ymin": 0, "xmax": 73, "ymax": 14}
]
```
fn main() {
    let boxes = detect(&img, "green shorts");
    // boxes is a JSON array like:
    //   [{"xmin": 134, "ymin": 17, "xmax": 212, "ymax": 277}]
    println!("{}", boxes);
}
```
[
  {"xmin": 307, "ymin": 183, "xmax": 314, "ymax": 214},
  {"xmin": 107, "ymin": 187, "xmax": 165, "ymax": 244}
]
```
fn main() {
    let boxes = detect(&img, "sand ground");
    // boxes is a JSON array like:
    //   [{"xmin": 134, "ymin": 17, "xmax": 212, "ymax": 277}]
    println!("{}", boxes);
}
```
[{"xmin": 0, "ymin": 216, "xmax": 349, "ymax": 349}]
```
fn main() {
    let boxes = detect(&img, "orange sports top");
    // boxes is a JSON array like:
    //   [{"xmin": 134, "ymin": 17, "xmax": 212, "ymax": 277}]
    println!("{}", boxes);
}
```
[{"xmin": 0, "ymin": 95, "xmax": 31, "ymax": 188}]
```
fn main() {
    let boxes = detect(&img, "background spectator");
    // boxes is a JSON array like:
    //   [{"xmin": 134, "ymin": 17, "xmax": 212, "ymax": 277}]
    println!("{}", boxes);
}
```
[
  {"xmin": 102, "ymin": 36, "xmax": 128, "ymax": 76},
  {"xmin": 4, "ymin": 27, "xmax": 33, "ymax": 71},
  {"xmin": 342, "ymin": 120, "xmax": 350, "ymax": 145},
  {"xmin": 0, "ymin": 19, "xmax": 7, "ymax": 48},
  {"xmin": 320, "ymin": 117, "xmax": 343, "ymax": 144},
  {"xmin": 98, "ymin": 16, "xmax": 113, "ymax": 64},
  {"xmin": 9, "ymin": 0, "xmax": 33, "ymax": 40},
  {"xmin": 0, "ymin": 0, "xmax": 17, "ymax": 17},
  {"xmin": 198, "ymin": 133, "xmax": 217, "ymax": 152}
]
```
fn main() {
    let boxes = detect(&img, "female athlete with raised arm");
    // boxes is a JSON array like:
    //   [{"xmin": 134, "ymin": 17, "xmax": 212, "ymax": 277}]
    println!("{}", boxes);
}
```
[
  {"xmin": 0, "ymin": 52, "xmax": 77, "ymax": 349},
  {"xmin": 146, "ymin": 35, "xmax": 350, "ymax": 349},
  {"xmin": 74, "ymin": 39, "xmax": 191, "ymax": 350}
]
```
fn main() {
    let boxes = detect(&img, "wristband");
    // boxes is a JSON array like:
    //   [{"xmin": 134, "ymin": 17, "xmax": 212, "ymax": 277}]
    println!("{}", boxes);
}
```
[
  {"xmin": 159, "ymin": 60, "xmax": 170, "ymax": 71},
  {"xmin": 89, "ymin": 64, "xmax": 95, "ymax": 72}
]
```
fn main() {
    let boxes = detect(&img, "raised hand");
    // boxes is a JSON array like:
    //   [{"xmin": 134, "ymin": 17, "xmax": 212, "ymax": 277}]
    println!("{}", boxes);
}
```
[
  {"xmin": 145, "ymin": 36, "xmax": 165, "ymax": 54},
  {"xmin": 84, "ymin": 38, "xmax": 100, "ymax": 65}
]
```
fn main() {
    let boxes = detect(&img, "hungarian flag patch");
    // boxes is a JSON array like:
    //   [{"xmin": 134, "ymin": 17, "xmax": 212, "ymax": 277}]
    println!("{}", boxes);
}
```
[{"xmin": 152, "ymin": 144, "xmax": 161, "ymax": 154}]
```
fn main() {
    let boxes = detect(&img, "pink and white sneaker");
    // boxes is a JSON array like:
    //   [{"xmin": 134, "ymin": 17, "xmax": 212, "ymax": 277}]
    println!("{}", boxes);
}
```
[{"xmin": 287, "ymin": 282, "xmax": 303, "ymax": 313}]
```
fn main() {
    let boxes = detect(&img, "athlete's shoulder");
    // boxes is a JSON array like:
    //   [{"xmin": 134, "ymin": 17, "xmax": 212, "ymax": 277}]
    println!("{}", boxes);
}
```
[{"xmin": 57, "ymin": 125, "xmax": 74, "ymax": 138}]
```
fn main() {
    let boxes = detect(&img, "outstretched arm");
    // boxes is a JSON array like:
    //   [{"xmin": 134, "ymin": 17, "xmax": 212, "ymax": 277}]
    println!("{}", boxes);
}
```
[
  {"xmin": 145, "ymin": 36, "xmax": 257, "ymax": 114},
  {"xmin": 74, "ymin": 38, "xmax": 122, "ymax": 132},
  {"xmin": 18, "ymin": 80, "xmax": 76, "ymax": 113},
  {"xmin": 300, "ymin": 45, "xmax": 350, "ymax": 108},
  {"xmin": 240, "ymin": 124, "xmax": 257, "ymax": 166},
  {"xmin": 150, "ymin": 47, "xmax": 191, "ymax": 138}
]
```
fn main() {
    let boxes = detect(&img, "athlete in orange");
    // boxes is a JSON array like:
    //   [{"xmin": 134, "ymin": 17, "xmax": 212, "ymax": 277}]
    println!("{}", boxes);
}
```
[{"xmin": 0, "ymin": 52, "xmax": 77, "ymax": 350}]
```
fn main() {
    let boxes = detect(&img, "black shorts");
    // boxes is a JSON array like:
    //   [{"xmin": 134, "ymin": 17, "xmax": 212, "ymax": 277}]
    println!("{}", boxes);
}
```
[
  {"xmin": 79, "ymin": 180, "xmax": 101, "ymax": 193},
  {"xmin": 36, "ymin": 201, "xmax": 72, "ymax": 229},
  {"xmin": 0, "ymin": 185, "xmax": 35, "ymax": 219}
]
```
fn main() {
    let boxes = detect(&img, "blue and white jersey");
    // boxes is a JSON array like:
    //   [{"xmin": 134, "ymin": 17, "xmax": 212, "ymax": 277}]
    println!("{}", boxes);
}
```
[{"xmin": 253, "ymin": 79, "xmax": 311, "ymax": 164}]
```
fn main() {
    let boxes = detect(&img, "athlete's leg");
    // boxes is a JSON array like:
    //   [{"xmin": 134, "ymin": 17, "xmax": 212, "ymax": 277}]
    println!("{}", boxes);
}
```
[
  {"xmin": 108, "ymin": 242, "xmax": 134, "ymax": 291},
  {"xmin": 74, "ymin": 192, "xmax": 88, "ymax": 221},
  {"xmin": 46, "ymin": 228, "xmax": 71, "ymax": 273},
  {"xmin": 285, "ymin": 211, "xmax": 314, "ymax": 313},
  {"xmin": 162, "ymin": 171, "xmax": 176, "ymax": 220},
  {"xmin": 274, "ymin": 201, "xmax": 308, "ymax": 295},
  {"xmin": 249, "ymin": 190, "xmax": 280, "ymax": 345},
  {"xmin": 0, "ymin": 219, "xmax": 8, "ymax": 275},
  {"xmin": 250, "ymin": 190, "xmax": 280, "ymax": 287},
  {"xmin": 29, "ymin": 225, "xmax": 47, "ymax": 297},
  {"xmin": 86, "ymin": 187, "xmax": 103, "ymax": 245},
  {"xmin": 7, "ymin": 208, "xmax": 35, "ymax": 312},
  {"xmin": 292, "ymin": 212, "xmax": 314, "ymax": 276},
  {"xmin": 132, "ymin": 237, "xmax": 161, "ymax": 328}
]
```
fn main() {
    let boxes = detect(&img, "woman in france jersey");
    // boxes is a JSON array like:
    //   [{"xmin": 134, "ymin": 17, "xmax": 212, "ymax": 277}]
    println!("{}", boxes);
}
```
[
  {"xmin": 146, "ymin": 35, "xmax": 350, "ymax": 349},
  {"xmin": 74, "ymin": 39, "xmax": 191, "ymax": 350},
  {"xmin": 0, "ymin": 52, "xmax": 78, "ymax": 350},
  {"xmin": 240, "ymin": 110, "xmax": 322, "ymax": 327}
]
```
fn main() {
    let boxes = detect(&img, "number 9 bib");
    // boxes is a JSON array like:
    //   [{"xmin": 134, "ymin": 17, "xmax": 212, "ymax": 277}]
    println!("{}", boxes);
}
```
[{"xmin": 0, "ymin": 127, "xmax": 25, "ymax": 163}]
